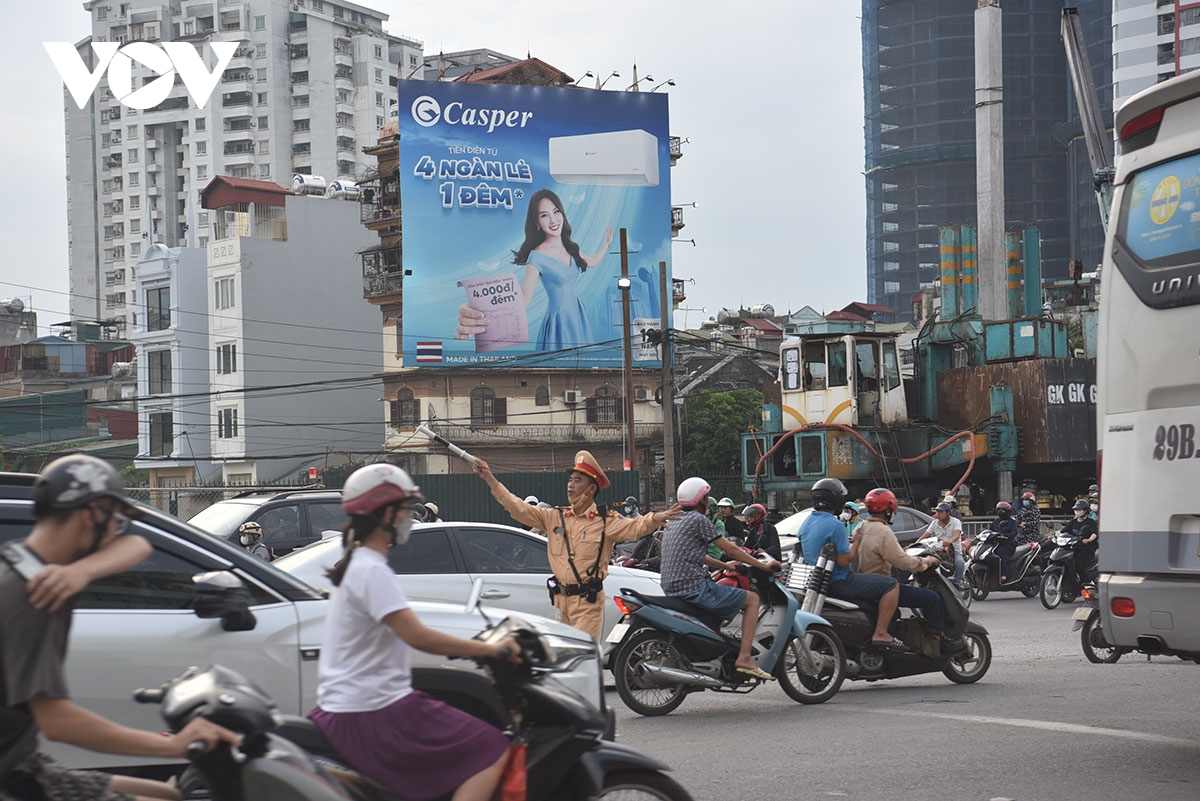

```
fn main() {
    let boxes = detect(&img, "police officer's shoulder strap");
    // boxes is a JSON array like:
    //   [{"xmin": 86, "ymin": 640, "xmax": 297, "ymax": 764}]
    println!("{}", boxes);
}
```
[{"xmin": 555, "ymin": 507, "xmax": 608, "ymax": 584}]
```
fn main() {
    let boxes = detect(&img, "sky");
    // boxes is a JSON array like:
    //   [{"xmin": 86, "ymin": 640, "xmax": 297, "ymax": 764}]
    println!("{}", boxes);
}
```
[{"xmin": 0, "ymin": 1, "xmax": 867, "ymax": 336}]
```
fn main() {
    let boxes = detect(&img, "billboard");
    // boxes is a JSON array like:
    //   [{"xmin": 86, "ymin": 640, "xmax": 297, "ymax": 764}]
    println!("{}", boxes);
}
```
[{"xmin": 397, "ymin": 81, "xmax": 672, "ymax": 368}]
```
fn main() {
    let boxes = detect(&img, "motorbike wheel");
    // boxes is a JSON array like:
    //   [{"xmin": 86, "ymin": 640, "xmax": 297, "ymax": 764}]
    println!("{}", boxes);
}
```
[
  {"xmin": 774, "ymin": 625, "xmax": 846, "ymax": 704},
  {"xmin": 1020, "ymin": 578, "xmax": 1040, "ymax": 598},
  {"xmin": 1039, "ymin": 572, "xmax": 1063, "ymax": 610},
  {"xmin": 942, "ymin": 631, "xmax": 992, "ymax": 684},
  {"xmin": 1080, "ymin": 610, "xmax": 1123, "ymax": 664},
  {"xmin": 968, "ymin": 571, "xmax": 989, "ymax": 602},
  {"xmin": 600, "ymin": 770, "xmax": 695, "ymax": 801},
  {"xmin": 613, "ymin": 629, "xmax": 690, "ymax": 717},
  {"xmin": 956, "ymin": 580, "xmax": 973, "ymax": 610}
]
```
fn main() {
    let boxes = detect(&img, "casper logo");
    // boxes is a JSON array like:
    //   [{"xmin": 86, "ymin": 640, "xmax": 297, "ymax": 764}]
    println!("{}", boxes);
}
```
[
  {"xmin": 410, "ymin": 95, "xmax": 534, "ymax": 133},
  {"xmin": 44, "ymin": 41, "xmax": 238, "ymax": 110}
]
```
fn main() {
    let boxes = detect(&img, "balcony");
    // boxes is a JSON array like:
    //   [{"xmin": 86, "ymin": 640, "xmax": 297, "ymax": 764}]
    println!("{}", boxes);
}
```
[
  {"xmin": 222, "ymin": 91, "xmax": 253, "ymax": 110},
  {"xmin": 359, "ymin": 177, "xmax": 400, "ymax": 228},
  {"xmin": 105, "ymin": 269, "xmax": 126, "ymax": 286},
  {"xmin": 669, "ymin": 136, "xmax": 684, "ymax": 166},
  {"xmin": 361, "ymin": 244, "xmax": 402, "ymax": 298},
  {"xmin": 671, "ymin": 206, "xmax": 685, "ymax": 233},
  {"xmin": 424, "ymin": 421, "xmax": 661, "ymax": 446}
]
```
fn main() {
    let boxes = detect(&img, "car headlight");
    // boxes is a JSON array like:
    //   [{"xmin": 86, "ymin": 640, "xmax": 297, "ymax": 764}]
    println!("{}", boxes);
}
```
[{"xmin": 537, "ymin": 633, "xmax": 599, "ymax": 673}]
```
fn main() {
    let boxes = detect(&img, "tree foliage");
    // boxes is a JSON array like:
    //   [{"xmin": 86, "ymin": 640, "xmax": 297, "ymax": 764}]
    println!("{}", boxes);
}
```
[{"xmin": 680, "ymin": 390, "xmax": 763, "ymax": 485}]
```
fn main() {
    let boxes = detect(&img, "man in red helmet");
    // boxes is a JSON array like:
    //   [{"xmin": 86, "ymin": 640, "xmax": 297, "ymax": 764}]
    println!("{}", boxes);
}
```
[
  {"xmin": 855, "ymin": 488, "xmax": 966, "ymax": 654},
  {"xmin": 741, "ymin": 504, "xmax": 782, "ymax": 561}
]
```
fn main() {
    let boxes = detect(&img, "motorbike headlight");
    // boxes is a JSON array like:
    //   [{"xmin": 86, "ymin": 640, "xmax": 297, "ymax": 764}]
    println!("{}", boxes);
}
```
[
  {"xmin": 537, "ymin": 633, "xmax": 599, "ymax": 673},
  {"xmin": 1056, "ymin": 536, "xmax": 1072, "ymax": 546}
]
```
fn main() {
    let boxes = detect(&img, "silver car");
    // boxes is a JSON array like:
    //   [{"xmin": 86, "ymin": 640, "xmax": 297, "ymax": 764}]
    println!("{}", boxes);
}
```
[
  {"xmin": 0, "ymin": 477, "xmax": 607, "ymax": 773},
  {"xmin": 274, "ymin": 521, "xmax": 665, "ymax": 644}
]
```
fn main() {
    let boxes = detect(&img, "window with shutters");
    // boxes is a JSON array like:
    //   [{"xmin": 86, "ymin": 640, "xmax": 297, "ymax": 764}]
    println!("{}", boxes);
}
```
[
  {"xmin": 469, "ymin": 387, "xmax": 506, "ymax": 427},
  {"xmin": 586, "ymin": 385, "xmax": 623, "ymax": 425},
  {"xmin": 389, "ymin": 388, "xmax": 419, "ymax": 429}
]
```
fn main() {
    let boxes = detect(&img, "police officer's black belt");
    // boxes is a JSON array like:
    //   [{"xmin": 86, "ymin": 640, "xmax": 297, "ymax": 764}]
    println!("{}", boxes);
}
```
[{"xmin": 550, "ymin": 578, "xmax": 604, "ymax": 597}]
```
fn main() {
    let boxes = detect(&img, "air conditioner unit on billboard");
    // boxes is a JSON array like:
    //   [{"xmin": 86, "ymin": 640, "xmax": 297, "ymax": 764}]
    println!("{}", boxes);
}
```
[
  {"xmin": 563, "ymin": 390, "xmax": 582, "ymax": 404},
  {"xmin": 548, "ymin": 129, "xmax": 660, "ymax": 187}
]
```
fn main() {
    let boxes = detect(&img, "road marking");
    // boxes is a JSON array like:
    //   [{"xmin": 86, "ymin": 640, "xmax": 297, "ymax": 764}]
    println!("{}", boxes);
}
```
[{"xmin": 862, "ymin": 708, "xmax": 1198, "ymax": 747}]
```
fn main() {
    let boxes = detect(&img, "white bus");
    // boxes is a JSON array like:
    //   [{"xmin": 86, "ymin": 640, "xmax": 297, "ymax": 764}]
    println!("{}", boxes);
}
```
[{"xmin": 1097, "ymin": 70, "xmax": 1200, "ymax": 660}]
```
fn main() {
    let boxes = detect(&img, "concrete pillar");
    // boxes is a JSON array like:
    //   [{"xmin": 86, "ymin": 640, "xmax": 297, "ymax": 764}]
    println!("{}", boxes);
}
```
[{"xmin": 975, "ymin": 0, "xmax": 1007, "ymax": 321}]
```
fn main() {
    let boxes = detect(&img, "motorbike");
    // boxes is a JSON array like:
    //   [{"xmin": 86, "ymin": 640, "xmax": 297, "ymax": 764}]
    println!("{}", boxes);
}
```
[
  {"xmin": 965, "ymin": 529, "xmax": 1044, "ymax": 600},
  {"xmin": 152, "ymin": 613, "xmax": 693, "ymax": 801},
  {"xmin": 905, "ymin": 538, "xmax": 972, "ymax": 610},
  {"xmin": 787, "ymin": 543, "xmax": 992, "ymax": 685},
  {"xmin": 606, "ymin": 566, "xmax": 846, "ymax": 716},
  {"xmin": 1072, "ymin": 584, "xmax": 1131, "ymax": 663},
  {"xmin": 1039, "ymin": 530, "xmax": 1098, "ymax": 609}
]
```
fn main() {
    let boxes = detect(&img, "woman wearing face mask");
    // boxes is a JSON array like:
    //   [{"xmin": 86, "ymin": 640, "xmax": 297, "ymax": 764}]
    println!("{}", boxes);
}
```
[
  {"xmin": 308, "ymin": 464, "xmax": 521, "ymax": 801},
  {"xmin": 1014, "ymin": 491, "xmax": 1042, "ymax": 546},
  {"xmin": 238, "ymin": 521, "xmax": 272, "ymax": 561},
  {"xmin": 990, "ymin": 501, "xmax": 1019, "ymax": 581}
]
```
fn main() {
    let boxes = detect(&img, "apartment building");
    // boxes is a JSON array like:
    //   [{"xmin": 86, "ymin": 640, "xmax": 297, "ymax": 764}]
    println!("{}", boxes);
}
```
[
  {"xmin": 65, "ymin": 0, "xmax": 423, "ymax": 334},
  {"xmin": 1112, "ymin": 0, "xmax": 1200, "ymax": 110}
]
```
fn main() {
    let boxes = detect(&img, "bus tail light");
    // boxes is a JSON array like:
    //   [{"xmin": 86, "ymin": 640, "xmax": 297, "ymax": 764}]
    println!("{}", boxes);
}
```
[
  {"xmin": 1119, "ymin": 106, "xmax": 1164, "ymax": 153},
  {"xmin": 1111, "ymin": 597, "xmax": 1136, "ymax": 618}
]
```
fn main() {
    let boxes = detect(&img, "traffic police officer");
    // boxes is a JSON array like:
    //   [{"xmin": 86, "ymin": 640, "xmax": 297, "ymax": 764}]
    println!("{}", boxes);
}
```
[{"xmin": 473, "ymin": 450, "xmax": 680, "ymax": 640}]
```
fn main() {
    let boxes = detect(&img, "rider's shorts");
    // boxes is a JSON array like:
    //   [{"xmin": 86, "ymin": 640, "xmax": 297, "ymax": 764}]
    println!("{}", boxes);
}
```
[
  {"xmin": 830, "ymin": 571, "xmax": 897, "ymax": 602},
  {"xmin": 676, "ymin": 580, "xmax": 746, "ymax": 622}
]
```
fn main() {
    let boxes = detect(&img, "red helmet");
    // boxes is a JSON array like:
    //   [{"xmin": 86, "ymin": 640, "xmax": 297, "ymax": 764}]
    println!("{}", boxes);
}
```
[
  {"xmin": 1021, "ymin": 491, "xmax": 1036, "ymax": 501},
  {"xmin": 995, "ymin": 501, "xmax": 1012, "ymax": 512},
  {"xmin": 743, "ymin": 503, "xmax": 766, "ymax": 522},
  {"xmin": 864, "ymin": 488, "xmax": 898, "ymax": 515}
]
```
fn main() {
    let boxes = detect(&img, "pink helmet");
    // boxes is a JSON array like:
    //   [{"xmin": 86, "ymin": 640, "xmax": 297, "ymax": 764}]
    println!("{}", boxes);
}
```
[
  {"xmin": 676, "ymin": 476, "xmax": 711, "ymax": 507},
  {"xmin": 342, "ymin": 464, "xmax": 423, "ymax": 515}
]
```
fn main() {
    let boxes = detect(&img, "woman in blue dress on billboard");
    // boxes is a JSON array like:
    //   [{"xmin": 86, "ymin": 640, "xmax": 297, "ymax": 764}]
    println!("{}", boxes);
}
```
[{"xmin": 457, "ymin": 189, "xmax": 612, "ymax": 351}]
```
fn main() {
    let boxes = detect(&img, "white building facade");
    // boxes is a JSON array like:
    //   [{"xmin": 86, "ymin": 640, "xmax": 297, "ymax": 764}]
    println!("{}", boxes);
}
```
[
  {"xmin": 1113, "ymin": 0, "xmax": 1200, "ymax": 111},
  {"xmin": 130, "ymin": 243, "xmax": 214, "ymax": 489},
  {"xmin": 65, "ymin": 0, "xmax": 423, "ymax": 332},
  {"xmin": 200, "ymin": 176, "xmax": 382, "ymax": 484}
]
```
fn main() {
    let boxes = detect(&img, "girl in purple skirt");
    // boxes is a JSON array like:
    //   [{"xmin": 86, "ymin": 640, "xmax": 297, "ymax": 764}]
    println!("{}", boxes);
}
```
[{"xmin": 308, "ymin": 464, "xmax": 520, "ymax": 801}]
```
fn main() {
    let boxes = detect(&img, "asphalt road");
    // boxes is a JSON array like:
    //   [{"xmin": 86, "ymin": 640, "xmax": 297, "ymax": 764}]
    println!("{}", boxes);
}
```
[{"xmin": 607, "ymin": 594, "xmax": 1200, "ymax": 801}]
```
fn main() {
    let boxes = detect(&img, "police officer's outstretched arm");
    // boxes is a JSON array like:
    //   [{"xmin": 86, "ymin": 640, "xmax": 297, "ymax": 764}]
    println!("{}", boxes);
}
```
[{"xmin": 473, "ymin": 456, "xmax": 552, "ymax": 531}]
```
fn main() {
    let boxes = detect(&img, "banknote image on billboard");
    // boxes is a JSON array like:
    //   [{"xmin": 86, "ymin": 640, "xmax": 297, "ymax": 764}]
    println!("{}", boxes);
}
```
[{"xmin": 397, "ymin": 82, "xmax": 672, "ymax": 368}]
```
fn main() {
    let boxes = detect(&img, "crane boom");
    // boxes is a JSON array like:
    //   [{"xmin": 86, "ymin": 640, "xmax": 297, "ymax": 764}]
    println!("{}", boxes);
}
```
[{"xmin": 1061, "ymin": 7, "xmax": 1114, "ymax": 231}]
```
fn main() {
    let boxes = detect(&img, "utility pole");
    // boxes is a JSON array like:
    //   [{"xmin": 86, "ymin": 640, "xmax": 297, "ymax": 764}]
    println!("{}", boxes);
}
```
[
  {"xmin": 658, "ymin": 261, "xmax": 676, "ymax": 500},
  {"xmin": 618, "ymin": 228, "xmax": 637, "ymax": 475},
  {"xmin": 975, "ymin": 0, "xmax": 1006, "ymax": 322}
]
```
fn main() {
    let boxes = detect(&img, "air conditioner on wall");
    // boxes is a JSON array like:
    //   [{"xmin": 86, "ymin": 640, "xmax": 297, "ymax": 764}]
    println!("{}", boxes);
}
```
[
  {"xmin": 548, "ymin": 129, "xmax": 660, "ymax": 187},
  {"xmin": 634, "ymin": 387, "xmax": 651, "ymax": 402},
  {"xmin": 563, "ymin": 390, "xmax": 582, "ymax": 404}
]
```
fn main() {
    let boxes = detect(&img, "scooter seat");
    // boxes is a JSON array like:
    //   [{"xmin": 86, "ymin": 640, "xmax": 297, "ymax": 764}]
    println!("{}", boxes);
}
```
[
  {"xmin": 624, "ymin": 589, "xmax": 726, "ymax": 631},
  {"xmin": 1014, "ymin": 543, "xmax": 1034, "ymax": 558},
  {"xmin": 274, "ymin": 714, "xmax": 337, "ymax": 756}
]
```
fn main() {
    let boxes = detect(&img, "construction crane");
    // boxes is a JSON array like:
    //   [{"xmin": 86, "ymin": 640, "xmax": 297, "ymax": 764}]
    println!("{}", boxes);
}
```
[{"xmin": 1061, "ymin": 6, "xmax": 1114, "ymax": 232}]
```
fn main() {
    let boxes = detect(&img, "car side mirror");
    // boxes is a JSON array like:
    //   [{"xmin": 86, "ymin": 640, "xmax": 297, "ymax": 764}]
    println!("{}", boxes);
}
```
[{"xmin": 191, "ymin": 571, "xmax": 258, "ymax": 632}]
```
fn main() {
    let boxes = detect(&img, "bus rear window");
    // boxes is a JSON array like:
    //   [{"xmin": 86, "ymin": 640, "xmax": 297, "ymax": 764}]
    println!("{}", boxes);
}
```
[{"xmin": 1118, "ymin": 151, "xmax": 1200, "ymax": 270}]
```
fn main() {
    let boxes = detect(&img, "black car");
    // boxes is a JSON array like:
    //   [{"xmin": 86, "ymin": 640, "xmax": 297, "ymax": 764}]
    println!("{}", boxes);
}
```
[{"xmin": 187, "ymin": 489, "xmax": 347, "ymax": 557}]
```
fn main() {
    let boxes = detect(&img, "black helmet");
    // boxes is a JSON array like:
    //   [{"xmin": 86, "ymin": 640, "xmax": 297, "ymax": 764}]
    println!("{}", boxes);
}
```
[
  {"xmin": 34, "ymin": 454, "xmax": 130, "ymax": 519},
  {"xmin": 811, "ymin": 477, "xmax": 848, "ymax": 511},
  {"xmin": 1073, "ymin": 499, "xmax": 1090, "ymax": 512}
]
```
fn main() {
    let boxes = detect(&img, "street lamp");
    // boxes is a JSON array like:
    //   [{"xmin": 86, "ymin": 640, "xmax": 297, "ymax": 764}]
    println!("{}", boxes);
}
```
[
  {"xmin": 597, "ymin": 71, "xmax": 620, "ymax": 89},
  {"xmin": 625, "ymin": 75, "xmax": 653, "ymax": 91},
  {"xmin": 650, "ymin": 79, "xmax": 675, "ymax": 91},
  {"xmin": 572, "ymin": 70, "xmax": 595, "ymax": 85},
  {"xmin": 617, "ymin": 233, "xmax": 636, "ymax": 473}
]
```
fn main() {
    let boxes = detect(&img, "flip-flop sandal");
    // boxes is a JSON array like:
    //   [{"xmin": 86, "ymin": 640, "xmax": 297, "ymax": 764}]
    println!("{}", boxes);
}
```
[
  {"xmin": 869, "ymin": 637, "xmax": 909, "ymax": 652},
  {"xmin": 735, "ymin": 665, "xmax": 776, "ymax": 681}
]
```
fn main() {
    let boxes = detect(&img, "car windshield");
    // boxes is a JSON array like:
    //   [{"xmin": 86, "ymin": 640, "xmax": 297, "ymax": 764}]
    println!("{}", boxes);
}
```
[
  {"xmin": 775, "ymin": 510, "xmax": 812, "ymax": 538},
  {"xmin": 188, "ymin": 500, "xmax": 264, "ymax": 538}
]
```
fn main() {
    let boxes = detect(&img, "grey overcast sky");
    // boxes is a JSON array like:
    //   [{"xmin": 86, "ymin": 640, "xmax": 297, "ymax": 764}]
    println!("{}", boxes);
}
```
[{"xmin": 0, "ymin": 1, "xmax": 867, "ymax": 336}]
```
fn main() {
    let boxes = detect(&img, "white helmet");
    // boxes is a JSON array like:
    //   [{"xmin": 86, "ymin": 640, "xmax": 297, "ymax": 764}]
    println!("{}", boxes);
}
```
[
  {"xmin": 342, "ymin": 464, "xmax": 423, "ymax": 515},
  {"xmin": 524, "ymin": 495, "xmax": 539, "ymax": 505},
  {"xmin": 424, "ymin": 501, "xmax": 439, "ymax": 518},
  {"xmin": 677, "ymin": 477, "xmax": 711, "ymax": 507}
]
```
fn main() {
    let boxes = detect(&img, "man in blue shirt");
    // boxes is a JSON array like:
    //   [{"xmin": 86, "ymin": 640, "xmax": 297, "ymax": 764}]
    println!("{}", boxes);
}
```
[{"xmin": 798, "ymin": 478, "xmax": 904, "ymax": 649}]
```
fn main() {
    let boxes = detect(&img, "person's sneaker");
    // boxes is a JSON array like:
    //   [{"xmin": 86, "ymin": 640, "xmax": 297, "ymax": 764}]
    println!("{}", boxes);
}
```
[{"xmin": 939, "ymin": 635, "xmax": 968, "ymax": 655}]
